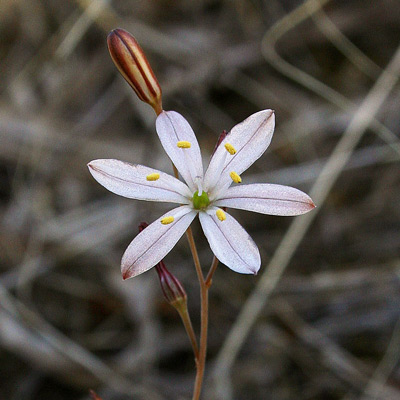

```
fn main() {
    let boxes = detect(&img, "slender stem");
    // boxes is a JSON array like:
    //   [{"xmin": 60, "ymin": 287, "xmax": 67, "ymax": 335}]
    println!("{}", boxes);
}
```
[
  {"xmin": 177, "ymin": 306, "xmax": 199, "ymax": 359},
  {"xmin": 192, "ymin": 258, "xmax": 220, "ymax": 399},
  {"xmin": 205, "ymin": 256, "xmax": 219, "ymax": 288},
  {"xmin": 192, "ymin": 282, "xmax": 208, "ymax": 400},
  {"xmin": 185, "ymin": 225, "xmax": 209, "ymax": 400}
]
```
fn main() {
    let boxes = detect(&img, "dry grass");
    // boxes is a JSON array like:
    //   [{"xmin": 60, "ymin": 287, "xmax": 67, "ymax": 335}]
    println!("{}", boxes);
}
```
[{"xmin": 0, "ymin": 1, "xmax": 399, "ymax": 399}]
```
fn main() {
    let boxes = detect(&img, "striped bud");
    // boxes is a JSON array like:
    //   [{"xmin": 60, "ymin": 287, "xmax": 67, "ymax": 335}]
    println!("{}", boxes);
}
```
[
  {"xmin": 155, "ymin": 261, "xmax": 187, "ymax": 308},
  {"xmin": 107, "ymin": 28, "xmax": 163, "ymax": 115}
]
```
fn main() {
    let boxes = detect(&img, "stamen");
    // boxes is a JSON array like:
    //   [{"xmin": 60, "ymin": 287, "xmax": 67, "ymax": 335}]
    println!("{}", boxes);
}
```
[
  {"xmin": 177, "ymin": 141, "xmax": 191, "ymax": 148},
  {"xmin": 216, "ymin": 209, "xmax": 226, "ymax": 221},
  {"xmin": 224, "ymin": 143, "xmax": 236, "ymax": 155},
  {"xmin": 230, "ymin": 171, "xmax": 242, "ymax": 183},
  {"xmin": 161, "ymin": 216, "xmax": 174, "ymax": 225},
  {"xmin": 146, "ymin": 173, "xmax": 160, "ymax": 181}
]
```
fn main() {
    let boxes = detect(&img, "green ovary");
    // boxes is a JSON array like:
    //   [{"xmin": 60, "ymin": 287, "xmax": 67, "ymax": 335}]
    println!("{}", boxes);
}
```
[{"xmin": 192, "ymin": 190, "xmax": 210, "ymax": 210}]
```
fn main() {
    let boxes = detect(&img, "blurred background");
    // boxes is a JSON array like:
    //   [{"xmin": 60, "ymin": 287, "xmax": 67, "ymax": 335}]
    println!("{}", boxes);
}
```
[{"xmin": 1, "ymin": 0, "xmax": 400, "ymax": 399}]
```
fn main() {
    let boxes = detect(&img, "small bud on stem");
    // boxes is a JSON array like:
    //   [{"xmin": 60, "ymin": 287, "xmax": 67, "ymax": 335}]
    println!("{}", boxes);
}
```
[
  {"xmin": 155, "ymin": 260, "xmax": 187, "ymax": 309},
  {"xmin": 107, "ymin": 29, "xmax": 163, "ymax": 115}
]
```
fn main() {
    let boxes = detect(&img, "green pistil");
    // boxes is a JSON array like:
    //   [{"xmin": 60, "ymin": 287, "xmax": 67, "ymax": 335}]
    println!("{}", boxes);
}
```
[{"xmin": 192, "ymin": 190, "xmax": 210, "ymax": 210}]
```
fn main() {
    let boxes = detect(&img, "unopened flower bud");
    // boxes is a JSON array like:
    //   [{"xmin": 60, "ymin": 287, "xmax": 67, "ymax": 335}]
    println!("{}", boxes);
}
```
[
  {"xmin": 107, "ymin": 28, "xmax": 163, "ymax": 115},
  {"xmin": 155, "ymin": 261, "xmax": 187, "ymax": 308},
  {"xmin": 212, "ymin": 129, "xmax": 228, "ymax": 155}
]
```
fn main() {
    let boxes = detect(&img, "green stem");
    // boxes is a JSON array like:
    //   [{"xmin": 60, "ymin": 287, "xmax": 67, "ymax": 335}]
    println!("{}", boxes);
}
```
[{"xmin": 176, "ymin": 305, "xmax": 199, "ymax": 360}]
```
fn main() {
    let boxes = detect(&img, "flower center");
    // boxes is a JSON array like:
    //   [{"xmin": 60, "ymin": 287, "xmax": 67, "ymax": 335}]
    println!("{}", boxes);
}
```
[{"xmin": 192, "ymin": 190, "xmax": 210, "ymax": 210}]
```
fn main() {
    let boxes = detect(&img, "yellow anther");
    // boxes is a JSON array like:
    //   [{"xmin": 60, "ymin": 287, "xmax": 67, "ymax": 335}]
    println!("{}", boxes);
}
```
[
  {"xmin": 224, "ymin": 143, "xmax": 236, "ymax": 155},
  {"xmin": 177, "ymin": 141, "xmax": 191, "ymax": 148},
  {"xmin": 230, "ymin": 171, "xmax": 242, "ymax": 183},
  {"xmin": 216, "ymin": 209, "xmax": 226, "ymax": 221},
  {"xmin": 161, "ymin": 216, "xmax": 175, "ymax": 225},
  {"xmin": 146, "ymin": 173, "xmax": 160, "ymax": 181}
]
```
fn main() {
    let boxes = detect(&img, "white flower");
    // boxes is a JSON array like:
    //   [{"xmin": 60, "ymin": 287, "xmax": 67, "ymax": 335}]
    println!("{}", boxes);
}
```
[{"xmin": 88, "ymin": 110, "xmax": 315, "ymax": 279}]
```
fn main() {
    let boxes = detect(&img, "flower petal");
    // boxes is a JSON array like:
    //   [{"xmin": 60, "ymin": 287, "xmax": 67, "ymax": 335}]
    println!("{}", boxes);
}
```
[
  {"xmin": 88, "ymin": 159, "xmax": 191, "ymax": 204},
  {"xmin": 122, "ymin": 206, "xmax": 197, "ymax": 279},
  {"xmin": 199, "ymin": 207, "xmax": 260, "ymax": 274},
  {"xmin": 204, "ymin": 110, "xmax": 275, "ymax": 194},
  {"xmin": 156, "ymin": 111, "xmax": 203, "ymax": 191},
  {"xmin": 214, "ymin": 184, "xmax": 315, "ymax": 216}
]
